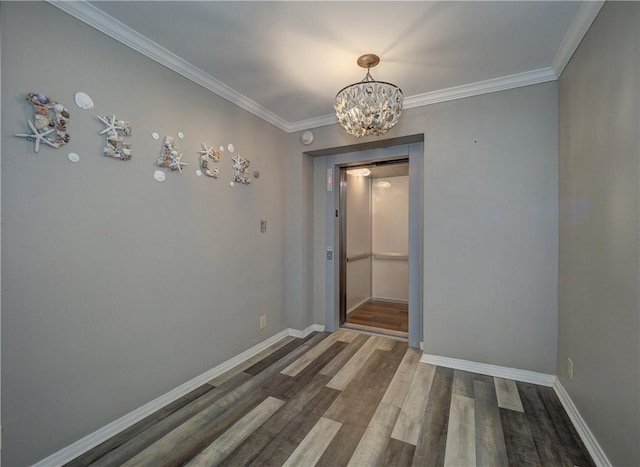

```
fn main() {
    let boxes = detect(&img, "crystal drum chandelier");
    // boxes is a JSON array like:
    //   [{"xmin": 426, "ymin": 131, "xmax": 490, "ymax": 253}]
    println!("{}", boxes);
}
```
[{"xmin": 334, "ymin": 54, "xmax": 404, "ymax": 138}]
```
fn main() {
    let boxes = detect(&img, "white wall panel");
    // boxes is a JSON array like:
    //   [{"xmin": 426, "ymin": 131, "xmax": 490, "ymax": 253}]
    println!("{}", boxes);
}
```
[
  {"xmin": 345, "ymin": 172, "xmax": 371, "ymax": 311},
  {"xmin": 372, "ymin": 176, "xmax": 408, "ymax": 301},
  {"xmin": 346, "ymin": 258, "xmax": 372, "ymax": 312},
  {"xmin": 372, "ymin": 260, "xmax": 409, "ymax": 301}
]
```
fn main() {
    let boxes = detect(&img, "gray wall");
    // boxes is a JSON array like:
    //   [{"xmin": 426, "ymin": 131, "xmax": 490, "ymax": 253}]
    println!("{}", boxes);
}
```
[
  {"xmin": 1, "ymin": 2, "xmax": 289, "ymax": 465},
  {"xmin": 303, "ymin": 82, "xmax": 559, "ymax": 374},
  {"xmin": 6, "ymin": 1, "xmax": 634, "ymax": 464},
  {"xmin": 284, "ymin": 137, "xmax": 314, "ymax": 330},
  {"xmin": 421, "ymin": 85, "xmax": 558, "ymax": 373},
  {"xmin": 558, "ymin": 2, "xmax": 640, "ymax": 465}
]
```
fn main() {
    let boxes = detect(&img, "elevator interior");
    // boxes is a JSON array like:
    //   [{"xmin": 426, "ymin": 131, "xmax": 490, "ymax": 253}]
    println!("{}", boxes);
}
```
[{"xmin": 340, "ymin": 160, "xmax": 409, "ymax": 336}]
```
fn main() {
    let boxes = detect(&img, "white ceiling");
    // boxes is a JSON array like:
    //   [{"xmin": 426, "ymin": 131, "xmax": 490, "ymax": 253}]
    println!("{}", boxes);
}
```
[{"xmin": 54, "ymin": 1, "xmax": 602, "ymax": 132}]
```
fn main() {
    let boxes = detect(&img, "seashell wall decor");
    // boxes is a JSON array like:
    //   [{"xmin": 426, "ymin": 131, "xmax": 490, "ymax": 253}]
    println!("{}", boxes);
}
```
[
  {"xmin": 198, "ymin": 143, "xmax": 220, "ymax": 178},
  {"xmin": 97, "ymin": 115, "xmax": 132, "ymax": 161},
  {"xmin": 154, "ymin": 170, "xmax": 166, "ymax": 182},
  {"xmin": 231, "ymin": 153, "xmax": 251, "ymax": 185},
  {"xmin": 157, "ymin": 136, "xmax": 187, "ymax": 173},
  {"xmin": 15, "ymin": 92, "xmax": 71, "ymax": 152},
  {"xmin": 74, "ymin": 92, "xmax": 94, "ymax": 110}
]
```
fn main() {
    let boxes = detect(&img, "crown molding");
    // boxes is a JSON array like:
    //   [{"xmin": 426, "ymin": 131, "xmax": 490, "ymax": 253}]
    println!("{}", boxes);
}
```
[
  {"xmin": 551, "ymin": 1, "xmax": 605, "ymax": 78},
  {"xmin": 46, "ymin": 0, "xmax": 292, "ymax": 133},
  {"xmin": 404, "ymin": 67, "xmax": 557, "ymax": 109},
  {"xmin": 48, "ymin": 0, "xmax": 598, "ymax": 134},
  {"xmin": 288, "ymin": 114, "xmax": 338, "ymax": 133}
]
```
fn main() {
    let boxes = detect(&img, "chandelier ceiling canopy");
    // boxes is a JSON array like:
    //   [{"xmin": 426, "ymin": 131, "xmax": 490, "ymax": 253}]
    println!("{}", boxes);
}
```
[{"xmin": 334, "ymin": 54, "xmax": 404, "ymax": 138}]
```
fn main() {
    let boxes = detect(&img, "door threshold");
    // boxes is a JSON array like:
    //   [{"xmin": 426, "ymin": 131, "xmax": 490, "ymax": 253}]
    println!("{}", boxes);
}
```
[{"xmin": 341, "ymin": 323, "xmax": 408, "ymax": 341}]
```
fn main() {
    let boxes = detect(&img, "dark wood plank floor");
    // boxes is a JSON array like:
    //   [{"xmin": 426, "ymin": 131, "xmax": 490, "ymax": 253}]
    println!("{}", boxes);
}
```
[
  {"xmin": 346, "ymin": 300, "xmax": 408, "ymax": 333},
  {"xmin": 66, "ymin": 331, "xmax": 594, "ymax": 467}
]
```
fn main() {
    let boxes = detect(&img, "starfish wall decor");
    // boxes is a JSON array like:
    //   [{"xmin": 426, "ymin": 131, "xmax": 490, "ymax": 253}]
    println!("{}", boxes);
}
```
[
  {"xmin": 199, "ymin": 143, "xmax": 220, "ymax": 178},
  {"xmin": 157, "ymin": 136, "xmax": 187, "ymax": 174},
  {"xmin": 15, "ymin": 92, "xmax": 70, "ymax": 153},
  {"xmin": 97, "ymin": 115, "xmax": 132, "ymax": 161},
  {"xmin": 231, "ymin": 154, "xmax": 251, "ymax": 184}
]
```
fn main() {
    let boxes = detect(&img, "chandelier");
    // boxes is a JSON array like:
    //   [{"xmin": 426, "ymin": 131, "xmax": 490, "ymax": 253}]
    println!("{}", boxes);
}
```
[{"xmin": 334, "ymin": 54, "xmax": 404, "ymax": 138}]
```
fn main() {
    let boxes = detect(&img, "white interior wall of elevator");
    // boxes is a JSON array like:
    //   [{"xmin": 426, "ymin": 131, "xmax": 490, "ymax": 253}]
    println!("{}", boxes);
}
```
[
  {"xmin": 372, "ymin": 176, "xmax": 409, "ymax": 302},
  {"xmin": 345, "ymin": 173, "xmax": 371, "ymax": 312}
]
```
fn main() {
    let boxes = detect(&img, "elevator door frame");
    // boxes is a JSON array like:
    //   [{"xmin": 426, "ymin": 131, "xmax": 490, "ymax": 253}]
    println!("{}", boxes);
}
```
[
  {"xmin": 323, "ymin": 142, "xmax": 423, "ymax": 349},
  {"xmin": 339, "ymin": 166, "xmax": 348, "ymax": 326}
]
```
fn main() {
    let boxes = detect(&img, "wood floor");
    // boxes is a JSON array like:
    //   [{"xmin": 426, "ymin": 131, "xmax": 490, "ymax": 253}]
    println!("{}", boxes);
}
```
[
  {"xmin": 66, "ymin": 330, "xmax": 594, "ymax": 467},
  {"xmin": 346, "ymin": 300, "xmax": 408, "ymax": 333}
]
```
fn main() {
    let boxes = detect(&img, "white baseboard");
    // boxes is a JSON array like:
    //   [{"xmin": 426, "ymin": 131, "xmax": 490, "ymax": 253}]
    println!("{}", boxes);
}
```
[
  {"xmin": 287, "ymin": 323, "xmax": 325, "ymax": 338},
  {"xmin": 34, "ymin": 325, "xmax": 325, "ymax": 467},
  {"xmin": 38, "ymin": 328, "xmax": 609, "ymax": 467},
  {"xmin": 346, "ymin": 297, "xmax": 408, "ymax": 315},
  {"xmin": 420, "ymin": 354, "xmax": 610, "ymax": 466},
  {"xmin": 553, "ymin": 379, "xmax": 612, "ymax": 467},
  {"xmin": 346, "ymin": 297, "xmax": 371, "ymax": 315},
  {"xmin": 421, "ymin": 353, "xmax": 556, "ymax": 386},
  {"xmin": 371, "ymin": 296, "xmax": 409, "ymax": 305}
]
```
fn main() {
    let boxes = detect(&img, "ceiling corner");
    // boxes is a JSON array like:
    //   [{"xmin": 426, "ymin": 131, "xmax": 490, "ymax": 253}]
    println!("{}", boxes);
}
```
[
  {"xmin": 551, "ymin": 0, "xmax": 606, "ymax": 78},
  {"xmin": 46, "ymin": 0, "xmax": 293, "ymax": 133}
]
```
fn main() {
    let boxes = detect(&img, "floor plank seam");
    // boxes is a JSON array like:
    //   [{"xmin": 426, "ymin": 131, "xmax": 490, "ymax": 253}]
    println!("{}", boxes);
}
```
[{"xmin": 66, "ymin": 333, "xmax": 595, "ymax": 467}]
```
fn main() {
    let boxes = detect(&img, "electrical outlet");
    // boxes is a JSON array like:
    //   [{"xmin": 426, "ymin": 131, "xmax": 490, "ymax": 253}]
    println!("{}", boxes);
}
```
[
  {"xmin": 259, "ymin": 314, "xmax": 267, "ymax": 329},
  {"xmin": 567, "ymin": 357, "xmax": 574, "ymax": 380}
]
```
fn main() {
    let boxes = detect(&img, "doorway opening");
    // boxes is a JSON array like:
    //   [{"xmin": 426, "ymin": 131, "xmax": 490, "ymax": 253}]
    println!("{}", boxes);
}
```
[{"xmin": 339, "ymin": 159, "xmax": 409, "ymax": 338}]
